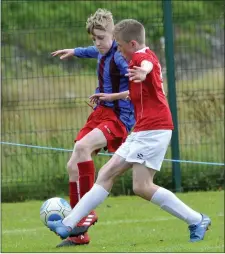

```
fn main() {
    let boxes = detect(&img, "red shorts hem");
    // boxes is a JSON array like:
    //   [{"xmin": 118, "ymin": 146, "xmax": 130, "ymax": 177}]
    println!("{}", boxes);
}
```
[{"xmin": 75, "ymin": 106, "xmax": 128, "ymax": 153}]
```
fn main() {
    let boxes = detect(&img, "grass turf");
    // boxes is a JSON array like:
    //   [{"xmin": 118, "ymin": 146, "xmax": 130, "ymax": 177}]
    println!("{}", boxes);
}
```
[{"xmin": 2, "ymin": 191, "xmax": 224, "ymax": 252}]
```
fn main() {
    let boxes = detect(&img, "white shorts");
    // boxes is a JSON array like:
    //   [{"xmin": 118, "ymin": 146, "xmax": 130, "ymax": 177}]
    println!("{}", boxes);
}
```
[{"xmin": 115, "ymin": 130, "xmax": 172, "ymax": 171}]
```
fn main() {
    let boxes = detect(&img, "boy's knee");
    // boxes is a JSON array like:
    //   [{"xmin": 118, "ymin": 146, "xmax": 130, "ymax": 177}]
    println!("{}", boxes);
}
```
[
  {"xmin": 74, "ymin": 141, "xmax": 90, "ymax": 155},
  {"xmin": 67, "ymin": 160, "xmax": 73, "ymax": 171},
  {"xmin": 133, "ymin": 181, "xmax": 155, "ymax": 198},
  {"xmin": 67, "ymin": 160, "xmax": 77, "ymax": 174},
  {"xmin": 133, "ymin": 183, "xmax": 144, "ymax": 196}
]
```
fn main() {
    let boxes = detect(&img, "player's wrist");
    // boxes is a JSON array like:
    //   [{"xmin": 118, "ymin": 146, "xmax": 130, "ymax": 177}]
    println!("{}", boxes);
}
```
[{"xmin": 113, "ymin": 93, "xmax": 120, "ymax": 100}]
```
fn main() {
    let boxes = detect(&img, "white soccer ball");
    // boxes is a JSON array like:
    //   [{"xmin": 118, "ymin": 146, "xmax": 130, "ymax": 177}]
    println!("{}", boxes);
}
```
[{"xmin": 40, "ymin": 197, "xmax": 72, "ymax": 225}]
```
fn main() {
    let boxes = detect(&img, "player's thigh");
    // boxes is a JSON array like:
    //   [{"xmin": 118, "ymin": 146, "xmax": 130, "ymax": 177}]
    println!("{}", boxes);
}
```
[
  {"xmin": 76, "ymin": 128, "xmax": 107, "ymax": 152},
  {"xmin": 68, "ymin": 128, "xmax": 107, "ymax": 166},
  {"xmin": 96, "ymin": 154, "xmax": 132, "ymax": 184}
]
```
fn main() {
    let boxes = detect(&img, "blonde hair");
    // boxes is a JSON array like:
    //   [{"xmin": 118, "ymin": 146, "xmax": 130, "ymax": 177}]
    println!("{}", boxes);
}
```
[
  {"xmin": 114, "ymin": 19, "xmax": 145, "ymax": 44},
  {"xmin": 86, "ymin": 8, "xmax": 114, "ymax": 35}
]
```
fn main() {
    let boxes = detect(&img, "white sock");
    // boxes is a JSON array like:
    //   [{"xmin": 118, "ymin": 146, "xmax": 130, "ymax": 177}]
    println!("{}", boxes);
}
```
[
  {"xmin": 151, "ymin": 187, "xmax": 202, "ymax": 225},
  {"xmin": 63, "ymin": 184, "xmax": 109, "ymax": 228}
]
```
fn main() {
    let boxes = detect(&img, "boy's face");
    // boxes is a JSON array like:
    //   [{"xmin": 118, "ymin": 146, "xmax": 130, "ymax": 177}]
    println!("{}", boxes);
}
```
[
  {"xmin": 91, "ymin": 29, "xmax": 113, "ymax": 55},
  {"xmin": 116, "ymin": 38, "xmax": 135, "ymax": 61}
]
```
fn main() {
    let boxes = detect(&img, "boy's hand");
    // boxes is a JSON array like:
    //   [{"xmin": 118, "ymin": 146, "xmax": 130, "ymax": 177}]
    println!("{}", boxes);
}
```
[
  {"xmin": 89, "ymin": 93, "xmax": 115, "ymax": 104},
  {"xmin": 51, "ymin": 49, "xmax": 74, "ymax": 59},
  {"xmin": 125, "ymin": 66, "xmax": 148, "ymax": 83}
]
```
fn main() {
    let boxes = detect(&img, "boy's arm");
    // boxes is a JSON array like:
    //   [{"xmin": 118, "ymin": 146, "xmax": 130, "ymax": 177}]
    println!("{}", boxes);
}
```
[
  {"xmin": 89, "ymin": 91, "xmax": 130, "ymax": 104},
  {"xmin": 126, "ymin": 60, "xmax": 153, "ymax": 83},
  {"xmin": 51, "ymin": 46, "xmax": 99, "ymax": 59},
  {"xmin": 74, "ymin": 46, "xmax": 99, "ymax": 58},
  {"xmin": 111, "ymin": 90, "xmax": 130, "ymax": 100}
]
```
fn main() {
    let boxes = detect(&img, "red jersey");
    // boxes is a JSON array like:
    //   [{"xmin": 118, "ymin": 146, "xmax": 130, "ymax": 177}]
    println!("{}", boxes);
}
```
[{"xmin": 129, "ymin": 47, "xmax": 174, "ymax": 132}]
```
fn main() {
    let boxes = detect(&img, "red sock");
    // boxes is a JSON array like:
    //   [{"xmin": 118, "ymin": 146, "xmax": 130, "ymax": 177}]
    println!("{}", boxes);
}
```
[
  {"xmin": 69, "ymin": 182, "xmax": 79, "ymax": 208},
  {"xmin": 78, "ymin": 160, "xmax": 95, "ymax": 198}
]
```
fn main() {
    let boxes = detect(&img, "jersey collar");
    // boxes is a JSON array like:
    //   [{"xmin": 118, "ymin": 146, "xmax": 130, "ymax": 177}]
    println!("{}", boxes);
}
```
[{"xmin": 135, "ymin": 47, "xmax": 149, "ymax": 53}]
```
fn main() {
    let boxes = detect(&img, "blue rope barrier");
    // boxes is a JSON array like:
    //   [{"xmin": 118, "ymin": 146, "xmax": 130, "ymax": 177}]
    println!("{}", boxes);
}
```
[{"xmin": 1, "ymin": 141, "xmax": 224, "ymax": 166}]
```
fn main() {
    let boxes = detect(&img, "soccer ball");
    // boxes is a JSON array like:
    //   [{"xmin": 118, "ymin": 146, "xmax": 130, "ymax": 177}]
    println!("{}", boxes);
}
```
[{"xmin": 40, "ymin": 197, "xmax": 72, "ymax": 225}]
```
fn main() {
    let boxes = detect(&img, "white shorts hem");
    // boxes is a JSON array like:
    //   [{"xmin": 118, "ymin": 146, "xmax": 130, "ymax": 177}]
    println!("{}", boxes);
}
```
[{"xmin": 115, "ymin": 130, "xmax": 172, "ymax": 172}]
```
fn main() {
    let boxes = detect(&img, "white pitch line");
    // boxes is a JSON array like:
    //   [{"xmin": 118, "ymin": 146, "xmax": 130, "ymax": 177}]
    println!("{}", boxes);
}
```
[{"xmin": 1, "ymin": 217, "xmax": 177, "ymax": 234}]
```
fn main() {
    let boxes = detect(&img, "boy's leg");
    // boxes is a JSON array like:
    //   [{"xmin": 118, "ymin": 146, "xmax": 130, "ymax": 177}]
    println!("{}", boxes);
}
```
[
  {"xmin": 75, "ymin": 116, "xmax": 128, "ymax": 226},
  {"xmin": 75, "ymin": 107, "xmax": 127, "ymax": 216},
  {"xmin": 57, "ymin": 108, "xmax": 128, "ymax": 246},
  {"xmin": 57, "ymin": 128, "xmax": 107, "ymax": 247},
  {"xmin": 48, "ymin": 154, "xmax": 131, "ymax": 237},
  {"xmin": 75, "ymin": 129, "xmax": 106, "ymax": 228},
  {"xmin": 132, "ymin": 163, "xmax": 210, "ymax": 242},
  {"xmin": 61, "ymin": 134, "xmax": 132, "ymax": 229},
  {"xmin": 56, "ymin": 150, "xmax": 83, "ymax": 247},
  {"xmin": 132, "ymin": 163, "xmax": 202, "ymax": 224},
  {"xmin": 128, "ymin": 129, "xmax": 211, "ymax": 242}
]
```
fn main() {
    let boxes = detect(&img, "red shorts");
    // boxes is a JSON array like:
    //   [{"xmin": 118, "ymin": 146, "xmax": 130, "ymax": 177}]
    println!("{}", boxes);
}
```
[{"xmin": 75, "ymin": 106, "xmax": 128, "ymax": 153}]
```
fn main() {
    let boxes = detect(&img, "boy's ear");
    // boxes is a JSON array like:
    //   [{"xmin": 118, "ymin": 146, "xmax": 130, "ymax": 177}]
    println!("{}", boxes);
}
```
[{"xmin": 130, "ymin": 40, "xmax": 137, "ymax": 47}]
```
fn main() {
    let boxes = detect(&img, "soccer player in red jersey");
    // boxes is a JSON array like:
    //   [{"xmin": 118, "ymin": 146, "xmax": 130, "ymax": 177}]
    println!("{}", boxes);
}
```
[
  {"xmin": 48, "ymin": 19, "xmax": 211, "ymax": 243},
  {"xmin": 51, "ymin": 10, "xmax": 134, "ymax": 247}
]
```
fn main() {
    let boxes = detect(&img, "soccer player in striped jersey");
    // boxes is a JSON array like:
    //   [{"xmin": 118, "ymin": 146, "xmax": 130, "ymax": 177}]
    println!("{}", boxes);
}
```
[{"xmin": 51, "ymin": 9, "xmax": 135, "ymax": 247}]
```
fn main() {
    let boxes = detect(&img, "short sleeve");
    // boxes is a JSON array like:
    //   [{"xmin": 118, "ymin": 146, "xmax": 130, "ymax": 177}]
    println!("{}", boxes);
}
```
[
  {"xmin": 133, "ymin": 52, "xmax": 153, "ymax": 67},
  {"xmin": 74, "ymin": 46, "xmax": 99, "ymax": 58}
]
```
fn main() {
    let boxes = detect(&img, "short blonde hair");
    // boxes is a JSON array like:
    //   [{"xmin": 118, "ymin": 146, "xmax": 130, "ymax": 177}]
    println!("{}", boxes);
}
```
[
  {"xmin": 86, "ymin": 8, "xmax": 114, "ymax": 35},
  {"xmin": 114, "ymin": 19, "xmax": 145, "ymax": 44}
]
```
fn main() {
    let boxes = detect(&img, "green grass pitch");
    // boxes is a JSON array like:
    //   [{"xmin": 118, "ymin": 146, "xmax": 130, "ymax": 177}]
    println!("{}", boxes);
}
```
[{"xmin": 2, "ymin": 191, "xmax": 224, "ymax": 252}]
